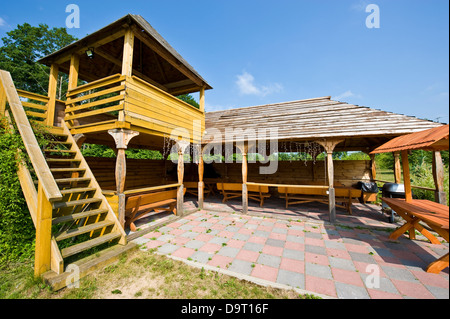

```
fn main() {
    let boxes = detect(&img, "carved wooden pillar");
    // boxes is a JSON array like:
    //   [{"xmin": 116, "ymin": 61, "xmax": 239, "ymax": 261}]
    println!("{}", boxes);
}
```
[
  {"xmin": 176, "ymin": 142, "xmax": 190, "ymax": 216},
  {"xmin": 198, "ymin": 145, "xmax": 205, "ymax": 210},
  {"xmin": 108, "ymin": 129, "xmax": 139, "ymax": 227},
  {"xmin": 315, "ymin": 139, "xmax": 344, "ymax": 223},
  {"xmin": 401, "ymin": 150, "xmax": 413, "ymax": 203}
]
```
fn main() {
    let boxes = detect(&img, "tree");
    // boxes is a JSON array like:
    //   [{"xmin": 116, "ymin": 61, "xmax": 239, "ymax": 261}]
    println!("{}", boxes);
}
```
[
  {"xmin": 0, "ymin": 23, "xmax": 77, "ymax": 96},
  {"xmin": 177, "ymin": 94, "xmax": 200, "ymax": 109}
]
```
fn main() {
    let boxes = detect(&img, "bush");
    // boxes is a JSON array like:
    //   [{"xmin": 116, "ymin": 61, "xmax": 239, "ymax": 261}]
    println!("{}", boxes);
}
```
[
  {"xmin": 0, "ymin": 116, "xmax": 35, "ymax": 262},
  {"xmin": 411, "ymin": 159, "xmax": 449, "ymax": 206}
]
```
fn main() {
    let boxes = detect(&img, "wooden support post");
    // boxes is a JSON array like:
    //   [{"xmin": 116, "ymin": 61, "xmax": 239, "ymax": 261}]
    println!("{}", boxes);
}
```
[
  {"xmin": 198, "ymin": 145, "xmax": 204, "ymax": 210},
  {"xmin": 432, "ymin": 151, "xmax": 446, "ymax": 204},
  {"xmin": 393, "ymin": 152, "xmax": 402, "ymax": 184},
  {"xmin": 199, "ymin": 86, "xmax": 205, "ymax": 112},
  {"xmin": 0, "ymin": 79, "xmax": 6, "ymax": 116},
  {"xmin": 369, "ymin": 154, "xmax": 377, "ymax": 180},
  {"xmin": 47, "ymin": 64, "xmax": 59, "ymax": 126},
  {"xmin": 177, "ymin": 142, "xmax": 189, "ymax": 216},
  {"xmin": 34, "ymin": 182, "xmax": 53, "ymax": 277},
  {"xmin": 315, "ymin": 139, "xmax": 344, "ymax": 223},
  {"xmin": 108, "ymin": 129, "xmax": 139, "ymax": 227},
  {"xmin": 242, "ymin": 150, "xmax": 248, "ymax": 214},
  {"xmin": 401, "ymin": 150, "xmax": 413, "ymax": 203},
  {"xmin": 122, "ymin": 29, "xmax": 135, "ymax": 77},
  {"xmin": 68, "ymin": 54, "xmax": 80, "ymax": 91}
]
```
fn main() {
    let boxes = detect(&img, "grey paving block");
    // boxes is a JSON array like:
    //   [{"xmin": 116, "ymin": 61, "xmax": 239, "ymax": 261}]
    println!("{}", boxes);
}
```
[
  {"xmin": 228, "ymin": 259, "xmax": 254, "ymax": 275},
  {"xmin": 305, "ymin": 232, "xmax": 323, "ymax": 239},
  {"xmin": 179, "ymin": 224, "xmax": 194, "ymax": 231},
  {"xmin": 232, "ymin": 233, "xmax": 250, "ymax": 241},
  {"xmin": 185, "ymin": 239, "xmax": 206, "ymax": 250},
  {"xmin": 360, "ymin": 274, "xmax": 399, "ymax": 294},
  {"xmin": 329, "ymin": 256, "xmax": 356, "ymax": 271},
  {"xmin": 157, "ymin": 234, "xmax": 175, "ymax": 242},
  {"xmin": 266, "ymin": 238, "xmax": 285, "ymax": 247},
  {"xmin": 225, "ymin": 225, "xmax": 240, "ymax": 232},
  {"xmin": 244, "ymin": 242, "xmax": 264, "ymax": 252},
  {"xmin": 348, "ymin": 251, "xmax": 376, "ymax": 264},
  {"xmin": 254, "ymin": 230, "xmax": 270, "ymax": 238},
  {"xmin": 305, "ymin": 262, "xmax": 332, "ymax": 280},
  {"xmin": 272, "ymin": 227, "xmax": 288, "ymax": 235},
  {"xmin": 380, "ymin": 265, "xmax": 417, "ymax": 282},
  {"xmin": 257, "ymin": 253, "xmax": 281, "ymax": 268},
  {"xmin": 209, "ymin": 236, "xmax": 229, "ymax": 245},
  {"xmin": 157, "ymin": 243, "xmax": 179, "ymax": 255},
  {"xmin": 180, "ymin": 231, "xmax": 199, "ymax": 239},
  {"xmin": 282, "ymin": 249, "xmax": 304, "ymax": 261},
  {"xmin": 305, "ymin": 245, "xmax": 327, "ymax": 256},
  {"xmin": 244, "ymin": 223, "xmax": 258, "ymax": 230},
  {"xmin": 190, "ymin": 251, "xmax": 213, "ymax": 263},
  {"xmin": 286, "ymin": 235, "xmax": 304, "ymax": 243},
  {"xmin": 324, "ymin": 240, "xmax": 346, "ymax": 250},
  {"xmin": 218, "ymin": 246, "xmax": 240, "ymax": 258},
  {"xmin": 277, "ymin": 269, "xmax": 305, "ymax": 289},
  {"xmin": 335, "ymin": 282, "xmax": 370, "ymax": 299},
  {"xmin": 132, "ymin": 237, "xmax": 150, "ymax": 246}
]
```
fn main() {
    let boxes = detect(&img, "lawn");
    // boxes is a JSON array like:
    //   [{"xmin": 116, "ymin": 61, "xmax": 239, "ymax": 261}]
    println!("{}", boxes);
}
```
[{"xmin": 0, "ymin": 249, "xmax": 319, "ymax": 299}]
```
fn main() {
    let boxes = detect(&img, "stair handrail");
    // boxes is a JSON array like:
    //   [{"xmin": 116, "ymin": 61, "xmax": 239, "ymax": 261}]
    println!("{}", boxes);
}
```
[{"xmin": 0, "ymin": 70, "xmax": 62, "ymax": 202}]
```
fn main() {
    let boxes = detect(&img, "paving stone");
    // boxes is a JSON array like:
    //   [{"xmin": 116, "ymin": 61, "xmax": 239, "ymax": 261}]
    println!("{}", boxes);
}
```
[
  {"xmin": 286, "ymin": 235, "xmax": 305, "ymax": 243},
  {"xmin": 254, "ymin": 230, "xmax": 270, "ymax": 238},
  {"xmin": 265, "ymin": 238, "xmax": 285, "ymax": 248},
  {"xmin": 283, "ymin": 249, "xmax": 305, "ymax": 261},
  {"xmin": 324, "ymin": 240, "xmax": 346, "ymax": 250},
  {"xmin": 232, "ymin": 233, "xmax": 250, "ymax": 241},
  {"xmin": 257, "ymin": 253, "xmax": 281, "ymax": 268},
  {"xmin": 185, "ymin": 239, "xmax": 206, "ymax": 250},
  {"xmin": 179, "ymin": 224, "xmax": 194, "ymax": 231},
  {"xmin": 380, "ymin": 265, "xmax": 417, "ymax": 282},
  {"xmin": 305, "ymin": 244, "xmax": 327, "ymax": 256},
  {"xmin": 209, "ymin": 236, "xmax": 230, "ymax": 245},
  {"xmin": 305, "ymin": 262, "xmax": 332, "ymax": 280},
  {"xmin": 272, "ymin": 227, "xmax": 288, "ymax": 234},
  {"xmin": 427, "ymin": 285, "xmax": 450, "ymax": 299},
  {"xmin": 218, "ymin": 246, "xmax": 240, "ymax": 258},
  {"xmin": 228, "ymin": 259, "xmax": 254, "ymax": 275},
  {"xmin": 277, "ymin": 269, "xmax": 305, "ymax": 289},
  {"xmin": 157, "ymin": 243, "xmax": 179, "ymax": 255},
  {"xmin": 132, "ymin": 237, "xmax": 150, "ymax": 246},
  {"xmin": 190, "ymin": 251, "xmax": 213, "ymax": 263},
  {"xmin": 304, "ymin": 232, "xmax": 323, "ymax": 239},
  {"xmin": 157, "ymin": 234, "xmax": 175, "ymax": 242},
  {"xmin": 335, "ymin": 282, "xmax": 370, "ymax": 299},
  {"xmin": 329, "ymin": 256, "xmax": 356, "ymax": 271},
  {"xmin": 180, "ymin": 231, "xmax": 199, "ymax": 239},
  {"xmin": 348, "ymin": 251, "xmax": 376, "ymax": 264},
  {"xmin": 243, "ymin": 242, "xmax": 264, "ymax": 252}
]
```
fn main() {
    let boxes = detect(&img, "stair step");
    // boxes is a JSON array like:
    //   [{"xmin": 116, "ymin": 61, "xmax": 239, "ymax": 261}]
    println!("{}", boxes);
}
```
[
  {"xmin": 60, "ymin": 232, "xmax": 123, "ymax": 259},
  {"xmin": 55, "ymin": 177, "xmax": 91, "ymax": 184},
  {"xmin": 55, "ymin": 220, "xmax": 115, "ymax": 242},
  {"xmin": 53, "ymin": 197, "xmax": 102, "ymax": 209},
  {"xmin": 47, "ymin": 141, "xmax": 72, "ymax": 146},
  {"xmin": 60, "ymin": 187, "xmax": 97, "ymax": 195},
  {"xmin": 52, "ymin": 208, "xmax": 109, "ymax": 225},
  {"xmin": 51, "ymin": 167, "xmax": 86, "ymax": 173},
  {"xmin": 46, "ymin": 158, "xmax": 81, "ymax": 163},
  {"xmin": 44, "ymin": 149, "xmax": 76, "ymax": 154}
]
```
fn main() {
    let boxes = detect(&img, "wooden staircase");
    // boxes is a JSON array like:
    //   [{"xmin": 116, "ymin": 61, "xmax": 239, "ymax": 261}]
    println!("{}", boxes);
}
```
[{"xmin": 0, "ymin": 70, "xmax": 136, "ymax": 290}]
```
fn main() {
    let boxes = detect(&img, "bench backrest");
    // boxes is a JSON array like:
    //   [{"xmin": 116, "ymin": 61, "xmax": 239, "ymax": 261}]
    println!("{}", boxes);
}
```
[
  {"xmin": 216, "ymin": 183, "xmax": 269, "ymax": 193},
  {"xmin": 278, "ymin": 186, "xmax": 328, "ymax": 196},
  {"xmin": 126, "ymin": 189, "xmax": 178, "ymax": 211}
]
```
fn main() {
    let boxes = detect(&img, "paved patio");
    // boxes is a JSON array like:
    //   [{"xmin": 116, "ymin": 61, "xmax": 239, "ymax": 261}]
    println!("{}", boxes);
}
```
[{"xmin": 130, "ymin": 196, "xmax": 449, "ymax": 299}]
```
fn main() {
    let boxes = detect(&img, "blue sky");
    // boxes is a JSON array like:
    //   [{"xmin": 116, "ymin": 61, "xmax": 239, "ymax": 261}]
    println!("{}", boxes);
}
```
[{"xmin": 1, "ymin": 0, "xmax": 448, "ymax": 123}]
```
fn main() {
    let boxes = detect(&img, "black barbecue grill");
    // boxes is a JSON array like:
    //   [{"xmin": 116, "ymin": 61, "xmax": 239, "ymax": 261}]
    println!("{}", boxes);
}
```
[{"xmin": 381, "ymin": 183, "xmax": 409, "ymax": 223}]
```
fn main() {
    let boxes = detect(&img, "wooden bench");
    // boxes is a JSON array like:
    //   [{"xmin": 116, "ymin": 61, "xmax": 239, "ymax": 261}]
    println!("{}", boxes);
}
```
[
  {"xmin": 382, "ymin": 197, "xmax": 449, "ymax": 274},
  {"xmin": 216, "ymin": 182, "xmax": 271, "ymax": 207},
  {"xmin": 184, "ymin": 181, "xmax": 211, "ymax": 198},
  {"xmin": 125, "ymin": 188, "xmax": 185, "ymax": 231},
  {"xmin": 278, "ymin": 185, "xmax": 361, "ymax": 214}
]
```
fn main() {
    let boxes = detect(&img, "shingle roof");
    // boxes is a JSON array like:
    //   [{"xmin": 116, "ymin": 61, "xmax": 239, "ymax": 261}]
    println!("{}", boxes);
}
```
[
  {"xmin": 204, "ymin": 97, "xmax": 444, "ymax": 150},
  {"xmin": 371, "ymin": 124, "xmax": 449, "ymax": 153}
]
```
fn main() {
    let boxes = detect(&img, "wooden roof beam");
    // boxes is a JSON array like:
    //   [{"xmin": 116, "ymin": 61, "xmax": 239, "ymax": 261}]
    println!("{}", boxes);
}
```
[{"xmin": 131, "ymin": 25, "xmax": 204, "ymax": 88}]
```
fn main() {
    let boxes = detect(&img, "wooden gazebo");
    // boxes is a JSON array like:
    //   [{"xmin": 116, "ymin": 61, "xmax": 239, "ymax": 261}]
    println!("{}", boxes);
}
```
[{"xmin": 371, "ymin": 125, "xmax": 449, "ymax": 274}]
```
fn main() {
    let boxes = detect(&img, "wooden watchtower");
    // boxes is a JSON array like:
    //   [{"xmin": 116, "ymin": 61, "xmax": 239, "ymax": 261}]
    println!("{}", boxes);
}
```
[{"xmin": 38, "ymin": 14, "xmax": 212, "ymax": 225}]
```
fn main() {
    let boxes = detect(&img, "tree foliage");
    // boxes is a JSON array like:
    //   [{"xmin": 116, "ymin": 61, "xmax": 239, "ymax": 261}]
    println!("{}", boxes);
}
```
[{"xmin": 0, "ymin": 23, "xmax": 77, "ymax": 96}]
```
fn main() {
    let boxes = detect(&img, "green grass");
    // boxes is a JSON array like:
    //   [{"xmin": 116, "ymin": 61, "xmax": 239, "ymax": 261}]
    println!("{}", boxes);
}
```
[{"xmin": 0, "ymin": 249, "xmax": 320, "ymax": 299}]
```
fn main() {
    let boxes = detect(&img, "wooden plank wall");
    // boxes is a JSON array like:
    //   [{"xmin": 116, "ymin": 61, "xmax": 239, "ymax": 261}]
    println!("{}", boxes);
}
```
[{"xmin": 85, "ymin": 157, "xmax": 371, "ymax": 191}]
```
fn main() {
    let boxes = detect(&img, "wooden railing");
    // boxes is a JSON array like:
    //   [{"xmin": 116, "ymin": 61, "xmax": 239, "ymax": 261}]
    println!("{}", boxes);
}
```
[
  {"xmin": 124, "ymin": 75, "xmax": 204, "ymax": 142},
  {"xmin": 0, "ymin": 70, "xmax": 63, "ymax": 276},
  {"xmin": 65, "ymin": 74, "xmax": 126, "ymax": 127},
  {"xmin": 17, "ymin": 89, "xmax": 49, "ymax": 124},
  {"xmin": 0, "ymin": 70, "xmax": 62, "ymax": 202}
]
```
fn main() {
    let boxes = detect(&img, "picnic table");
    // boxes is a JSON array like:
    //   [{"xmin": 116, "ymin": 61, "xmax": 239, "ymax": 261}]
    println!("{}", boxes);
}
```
[{"xmin": 382, "ymin": 197, "xmax": 449, "ymax": 274}]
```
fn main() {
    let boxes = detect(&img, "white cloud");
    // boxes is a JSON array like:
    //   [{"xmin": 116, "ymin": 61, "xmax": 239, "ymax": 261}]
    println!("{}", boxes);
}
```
[
  {"xmin": 236, "ymin": 71, "xmax": 283, "ymax": 97},
  {"xmin": 333, "ymin": 90, "xmax": 362, "ymax": 101},
  {"xmin": 0, "ymin": 17, "xmax": 6, "ymax": 27},
  {"xmin": 350, "ymin": 0, "xmax": 371, "ymax": 11}
]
